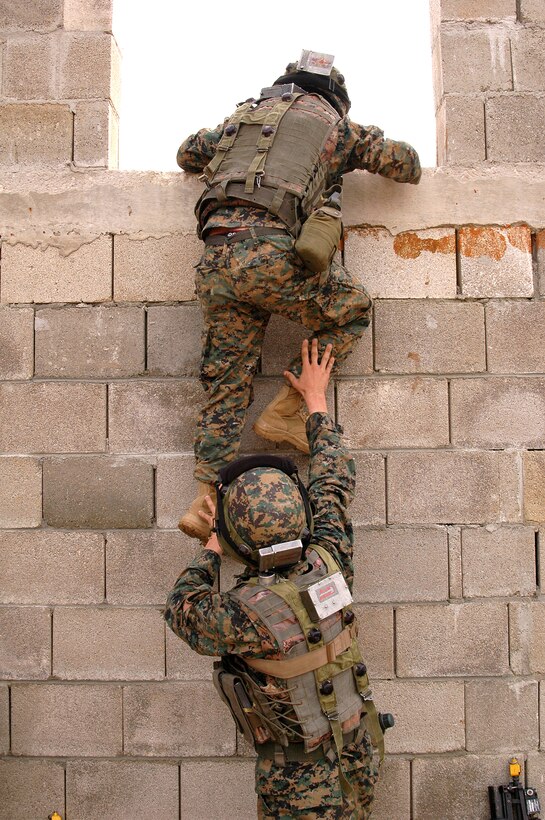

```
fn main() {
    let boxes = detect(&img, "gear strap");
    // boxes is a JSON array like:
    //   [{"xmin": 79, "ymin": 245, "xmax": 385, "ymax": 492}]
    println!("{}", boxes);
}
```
[{"xmin": 245, "ymin": 623, "xmax": 356, "ymax": 678}]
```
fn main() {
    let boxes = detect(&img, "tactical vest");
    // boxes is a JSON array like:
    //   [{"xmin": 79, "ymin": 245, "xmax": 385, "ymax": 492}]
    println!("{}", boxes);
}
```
[
  {"xmin": 195, "ymin": 92, "xmax": 340, "ymax": 238},
  {"xmin": 213, "ymin": 544, "xmax": 384, "ymax": 778}
]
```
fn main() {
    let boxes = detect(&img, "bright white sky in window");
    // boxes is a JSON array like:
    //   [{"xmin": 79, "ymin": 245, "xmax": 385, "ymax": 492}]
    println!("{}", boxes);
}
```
[{"xmin": 113, "ymin": 0, "xmax": 437, "ymax": 172}]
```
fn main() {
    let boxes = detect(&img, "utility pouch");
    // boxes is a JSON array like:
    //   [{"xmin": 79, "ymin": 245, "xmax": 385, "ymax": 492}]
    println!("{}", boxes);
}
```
[
  {"xmin": 295, "ymin": 181, "xmax": 343, "ymax": 273},
  {"xmin": 213, "ymin": 662, "xmax": 270, "ymax": 745}
]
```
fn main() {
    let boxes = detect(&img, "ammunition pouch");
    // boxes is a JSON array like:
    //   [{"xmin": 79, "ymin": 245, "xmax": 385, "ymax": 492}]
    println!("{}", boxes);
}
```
[
  {"xmin": 213, "ymin": 662, "xmax": 262, "ymax": 746},
  {"xmin": 294, "ymin": 205, "xmax": 343, "ymax": 273}
]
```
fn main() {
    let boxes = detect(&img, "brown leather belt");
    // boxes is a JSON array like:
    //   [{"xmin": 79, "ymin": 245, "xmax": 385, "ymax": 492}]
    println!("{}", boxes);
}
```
[{"xmin": 203, "ymin": 227, "xmax": 289, "ymax": 245}]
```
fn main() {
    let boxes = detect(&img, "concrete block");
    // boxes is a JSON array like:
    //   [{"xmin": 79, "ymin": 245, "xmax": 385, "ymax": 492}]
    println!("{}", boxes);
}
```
[
  {"xmin": 114, "ymin": 234, "xmax": 200, "ymax": 302},
  {"xmin": 525, "ymin": 452, "xmax": 545, "ymax": 522},
  {"xmin": 107, "ymin": 531, "xmax": 196, "ymax": 604},
  {"xmin": 35, "ymin": 306, "xmax": 144, "ymax": 378},
  {"xmin": 0, "ymin": 1, "xmax": 62, "ymax": 30},
  {"xmin": 0, "ymin": 307, "xmax": 33, "ymax": 378},
  {"xmin": 512, "ymin": 29, "xmax": 545, "ymax": 92},
  {"xmin": 352, "ymin": 605, "xmax": 394, "ymax": 679},
  {"xmin": 43, "ymin": 456, "xmax": 153, "ymax": 528},
  {"xmin": 375, "ymin": 299, "xmax": 485, "ymax": 374},
  {"xmin": 353, "ymin": 527, "xmax": 448, "ymax": 603},
  {"xmin": 261, "ymin": 313, "xmax": 373, "ymax": 376},
  {"xmin": 466, "ymin": 679, "xmax": 538, "ymax": 752},
  {"xmin": 458, "ymin": 225, "xmax": 533, "ymax": 297},
  {"xmin": 11, "ymin": 683, "xmax": 121, "ymax": 755},
  {"xmin": 0, "ymin": 530, "xmax": 104, "ymax": 604},
  {"xmin": 527, "ymin": 753, "xmax": 545, "ymax": 796},
  {"xmin": 451, "ymin": 377, "xmax": 545, "ymax": 448},
  {"xmin": 147, "ymin": 305, "xmax": 202, "ymax": 376},
  {"xmin": 521, "ymin": 0, "xmax": 545, "ymax": 21},
  {"xmin": 0, "ymin": 685, "xmax": 8, "ymax": 753},
  {"xmin": 369, "ymin": 757, "xmax": 410, "ymax": 820},
  {"xmin": 338, "ymin": 378, "xmax": 449, "ymax": 449},
  {"xmin": 124, "ymin": 682, "xmax": 236, "ymax": 756},
  {"xmin": 0, "ymin": 760, "xmax": 65, "ymax": 820},
  {"xmin": 0, "ymin": 606, "xmax": 50, "ymax": 679},
  {"xmin": 461, "ymin": 526, "xmax": 536, "ymax": 597},
  {"xmin": 74, "ymin": 100, "xmax": 119, "ymax": 167},
  {"xmin": 67, "ymin": 760, "xmax": 178, "ymax": 820},
  {"xmin": 437, "ymin": 96, "xmax": 486, "ymax": 165},
  {"xmin": 108, "ymin": 381, "xmax": 202, "ymax": 454},
  {"xmin": 0, "ymin": 457, "xmax": 41, "ymax": 527},
  {"xmin": 346, "ymin": 228, "xmax": 456, "ymax": 299},
  {"xmin": 510, "ymin": 602, "xmax": 545, "ymax": 674},
  {"xmin": 59, "ymin": 33, "xmax": 120, "ymax": 109},
  {"xmin": 448, "ymin": 526, "xmax": 463, "ymax": 598},
  {"xmin": 413, "ymin": 755, "xmax": 525, "ymax": 820},
  {"xmin": 396, "ymin": 602, "xmax": 509, "ymax": 676},
  {"xmin": 63, "ymin": 0, "xmax": 113, "ymax": 31},
  {"xmin": 53, "ymin": 606, "xmax": 164, "ymax": 679},
  {"xmin": 441, "ymin": 29, "xmax": 512, "ymax": 93},
  {"xmin": 156, "ymin": 455, "xmax": 200, "ymax": 528},
  {"xmin": 440, "ymin": 0, "xmax": 516, "ymax": 19},
  {"xmin": 538, "ymin": 231, "xmax": 545, "ymax": 297},
  {"xmin": 166, "ymin": 628, "xmax": 216, "ymax": 680},
  {"xmin": 351, "ymin": 453, "xmax": 386, "ymax": 526},
  {"xmin": 0, "ymin": 103, "xmax": 72, "ymax": 166},
  {"xmin": 487, "ymin": 300, "xmax": 545, "ymax": 373},
  {"xmin": 487, "ymin": 95, "xmax": 545, "ymax": 162},
  {"xmin": 3, "ymin": 35, "xmax": 56, "ymax": 99},
  {"xmin": 0, "ymin": 382, "xmax": 106, "ymax": 453},
  {"xmin": 1, "ymin": 235, "xmax": 112, "ymax": 304},
  {"xmin": 388, "ymin": 451, "xmax": 521, "ymax": 524},
  {"xmin": 179, "ymin": 760, "xmax": 258, "ymax": 820},
  {"xmin": 373, "ymin": 680, "xmax": 465, "ymax": 753}
]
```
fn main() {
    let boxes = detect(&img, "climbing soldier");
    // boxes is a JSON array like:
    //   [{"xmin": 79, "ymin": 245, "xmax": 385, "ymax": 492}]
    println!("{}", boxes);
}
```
[{"xmin": 177, "ymin": 50, "xmax": 421, "ymax": 540}]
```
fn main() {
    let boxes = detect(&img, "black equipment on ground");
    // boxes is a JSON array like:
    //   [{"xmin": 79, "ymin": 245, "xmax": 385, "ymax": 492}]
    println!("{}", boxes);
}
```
[{"xmin": 489, "ymin": 758, "xmax": 541, "ymax": 819}]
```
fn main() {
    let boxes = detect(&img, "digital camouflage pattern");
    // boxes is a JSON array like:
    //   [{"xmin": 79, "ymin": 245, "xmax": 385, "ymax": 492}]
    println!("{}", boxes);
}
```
[
  {"xmin": 225, "ymin": 467, "xmax": 307, "ymax": 550},
  {"xmin": 179, "ymin": 94, "xmax": 421, "ymax": 484},
  {"xmin": 193, "ymin": 233, "xmax": 372, "ymax": 483},
  {"xmin": 256, "ymin": 734, "xmax": 379, "ymax": 819},
  {"xmin": 164, "ymin": 413, "xmax": 377, "ymax": 816}
]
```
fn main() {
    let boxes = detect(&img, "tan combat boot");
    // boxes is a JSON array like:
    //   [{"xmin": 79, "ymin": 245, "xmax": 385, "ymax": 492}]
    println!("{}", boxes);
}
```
[
  {"xmin": 178, "ymin": 482, "xmax": 215, "ymax": 542},
  {"xmin": 253, "ymin": 384, "xmax": 310, "ymax": 454}
]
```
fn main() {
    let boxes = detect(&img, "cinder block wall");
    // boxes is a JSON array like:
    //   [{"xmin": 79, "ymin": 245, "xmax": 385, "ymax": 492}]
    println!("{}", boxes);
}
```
[{"xmin": 1, "ymin": 2, "xmax": 545, "ymax": 818}]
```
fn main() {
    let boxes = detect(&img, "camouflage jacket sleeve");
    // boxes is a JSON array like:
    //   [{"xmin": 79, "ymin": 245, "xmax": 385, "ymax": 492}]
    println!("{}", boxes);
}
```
[
  {"xmin": 306, "ymin": 412, "xmax": 356, "ymax": 590},
  {"xmin": 333, "ymin": 118, "xmax": 422, "ymax": 184},
  {"xmin": 163, "ymin": 549, "xmax": 269, "ymax": 657},
  {"xmin": 176, "ymin": 124, "xmax": 223, "ymax": 173}
]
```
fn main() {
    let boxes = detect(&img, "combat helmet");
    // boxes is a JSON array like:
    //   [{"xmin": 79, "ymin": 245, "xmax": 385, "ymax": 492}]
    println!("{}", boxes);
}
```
[
  {"xmin": 214, "ymin": 455, "xmax": 314, "ymax": 569},
  {"xmin": 274, "ymin": 50, "xmax": 351, "ymax": 117}
]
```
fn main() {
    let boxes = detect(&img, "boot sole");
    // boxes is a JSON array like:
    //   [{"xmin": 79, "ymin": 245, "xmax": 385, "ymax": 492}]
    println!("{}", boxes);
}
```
[
  {"xmin": 253, "ymin": 420, "xmax": 310, "ymax": 454},
  {"xmin": 178, "ymin": 513, "xmax": 210, "ymax": 542}
]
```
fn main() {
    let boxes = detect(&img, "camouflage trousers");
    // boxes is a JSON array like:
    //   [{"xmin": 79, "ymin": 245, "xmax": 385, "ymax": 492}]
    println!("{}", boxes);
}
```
[
  {"xmin": 255, "ymin": 734, "xmax": 379, "ymax": 819},
  {"xmin": 193, "ymin": 233, "xmax": 372, "ymax": 483}
]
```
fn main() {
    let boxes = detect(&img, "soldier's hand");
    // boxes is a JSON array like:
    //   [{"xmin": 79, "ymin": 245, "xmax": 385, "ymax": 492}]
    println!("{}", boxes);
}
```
[
  {"xmin": 284, "ymin": 338, "xmax": 334, "ymax": 415},
  {"xmin": 199, "ymin": 495, "xmax": 223, "ymax": 556}
]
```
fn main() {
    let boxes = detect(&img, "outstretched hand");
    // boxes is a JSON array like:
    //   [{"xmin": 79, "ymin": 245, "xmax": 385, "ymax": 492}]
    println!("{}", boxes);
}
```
[{"xmin": 284, "ymin": 338, "xmax": 334, "ymax": 415}]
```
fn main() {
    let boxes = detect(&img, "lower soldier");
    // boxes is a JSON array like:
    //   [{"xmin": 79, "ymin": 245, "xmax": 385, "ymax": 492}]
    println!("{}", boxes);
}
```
[
  {"xmin": 177, "ymin": 53, "xmax": 421, "ymax": 540},
  {"xmin": 165, "ymin": 339, "xmax": 389, "ymax": 819}
]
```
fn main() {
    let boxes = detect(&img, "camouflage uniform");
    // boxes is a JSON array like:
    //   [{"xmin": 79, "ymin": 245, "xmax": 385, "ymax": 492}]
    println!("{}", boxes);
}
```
[
  {"xmin": 178, "ymin": 104, "xmax": 421, "ymax": 484},
  {"xmin": 164, "ymin": 412, "xmax": 379, "ymax": 818}
]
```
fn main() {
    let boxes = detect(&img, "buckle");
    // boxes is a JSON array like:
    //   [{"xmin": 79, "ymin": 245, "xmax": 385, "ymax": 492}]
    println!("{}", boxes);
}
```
[{"xmin": 324, "ymin": 709, "xmax": 339, "ymax": 722}]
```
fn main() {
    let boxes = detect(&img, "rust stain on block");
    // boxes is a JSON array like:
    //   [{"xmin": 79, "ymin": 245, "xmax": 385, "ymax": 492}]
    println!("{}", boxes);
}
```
[
  {"xmin": 393, "ymin": 232, "xmax": 455, "ymax": 259},
  {"xmin": 459, "ymin": 225, "xmax": 532, "ymax": 261},
  {"xmin": 459, "ymin": 227, "xmax": 506, "ymax": 260},
  {"xmin": 535, "ymin": 230, "xmax": 545, "ymax": 250},
  {"xmin": 506, "ymin": 226, "xmax": 532, "ymax": 254}
]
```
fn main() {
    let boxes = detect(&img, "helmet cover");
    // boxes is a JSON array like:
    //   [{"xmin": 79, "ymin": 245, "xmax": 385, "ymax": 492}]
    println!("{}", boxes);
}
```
[{"xmin": 223, "ymin": 467, "xmax": 307, "ymax": 560}]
